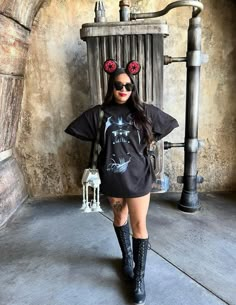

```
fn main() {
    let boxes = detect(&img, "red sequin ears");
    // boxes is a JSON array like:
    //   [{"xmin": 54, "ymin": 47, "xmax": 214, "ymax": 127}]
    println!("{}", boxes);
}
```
[{"xmin": 103, "ymin": 59, "xmax": 141, "ymax": 75}]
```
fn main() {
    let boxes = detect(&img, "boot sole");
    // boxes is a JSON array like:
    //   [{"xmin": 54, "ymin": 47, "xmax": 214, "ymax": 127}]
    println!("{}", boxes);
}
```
[
  {"xmin": 134, "ymin": 300, "xmax": 146, "ymax": 305},
  {"xmin": 134, "ymin": 296, "xmax": 146, "ymax": 305}
]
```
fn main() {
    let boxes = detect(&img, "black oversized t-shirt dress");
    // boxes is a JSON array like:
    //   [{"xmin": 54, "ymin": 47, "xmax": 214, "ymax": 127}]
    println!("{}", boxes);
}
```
[{"xmin": 65, "ymin": 102, "xmax": 178, "ymax": 198}]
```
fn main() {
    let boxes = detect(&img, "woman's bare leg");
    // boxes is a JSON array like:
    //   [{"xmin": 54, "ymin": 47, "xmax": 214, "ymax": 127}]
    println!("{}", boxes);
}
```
[
  {"xmin": 126, "ymin": 193, "xmax": 150, "ymax": 239},
  {"xmin": 107, "ymin": 197, "xmax": 129, "ymax": 226}
]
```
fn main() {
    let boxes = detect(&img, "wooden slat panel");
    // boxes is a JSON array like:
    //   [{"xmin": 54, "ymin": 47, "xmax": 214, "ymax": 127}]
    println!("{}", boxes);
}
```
[
  {"xmin": 94, "ymin": 37, "xmax": 102, "ymax": 104},
  {"xmin": 116, "ymin": 35, "xmax": 122, "ymax": 66},
  {"xmin": 137, "ymin": 35, "xmax": 145, "ymax": 101},
  {"xmin": 0, "ymin": 14, "xmax": 29, "ymax": 75},
  {"xmin": 152, "ymin": 35, "xmax": 163, "ymax": 108},
  {"xmin": 0, "ymin": 75, "xmax": 24, "ymax": 152},
  {"xmin": 123, "ymin": 35, "xmax": 129, "ymax": 66},
  {"xmin": 0, "ymin": 0, "xmax": 44, "ymax": 29},
  {"xmin": 108, "ymin": 36, "xmax": 115, "ymax": 59},
  {"xmin": 145, "ymin": 34, "xmax": 152, "ymax": 103},
  {"xmin": 130, "ymin": 34, "xmax": 137, "ymax": 60},
  {"xmin": 100, "ymin": 36, "xmax": 108, "ymax": 99}
]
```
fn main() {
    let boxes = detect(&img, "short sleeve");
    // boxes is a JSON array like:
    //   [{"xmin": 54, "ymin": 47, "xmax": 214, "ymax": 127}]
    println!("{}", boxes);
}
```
[
  {"xmin": 64, "ymin": 105, "xmax": 101, "ymax": 141},
  {"xmin": 146, "ymin": 104, "xmax": 179, "ymax": 140}
]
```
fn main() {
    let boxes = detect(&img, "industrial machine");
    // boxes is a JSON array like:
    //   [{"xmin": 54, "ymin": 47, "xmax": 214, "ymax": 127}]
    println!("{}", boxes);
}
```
[{"xmin": 80, "ymin": 0, "xmax": 207, "ymax": 212}]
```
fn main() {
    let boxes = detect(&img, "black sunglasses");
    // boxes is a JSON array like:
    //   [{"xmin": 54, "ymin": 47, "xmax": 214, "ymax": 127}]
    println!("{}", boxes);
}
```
[{"xmin": 114, "ymin": 81, "xmax": 134, "ymax": 92}]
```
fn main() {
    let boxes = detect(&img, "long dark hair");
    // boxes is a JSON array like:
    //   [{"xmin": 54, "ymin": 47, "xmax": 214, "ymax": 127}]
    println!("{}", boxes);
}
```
[{"xmin": 103, "ymin": 69, "xmax": 153, "ymax": 144}]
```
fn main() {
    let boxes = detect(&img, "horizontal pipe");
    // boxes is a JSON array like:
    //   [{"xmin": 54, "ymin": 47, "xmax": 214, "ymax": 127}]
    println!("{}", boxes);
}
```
[
  {"xmin": 164, "ymin": 56, "xmax": 187, "ymax": 65},
  {"xmin": 164, "ymin": 142, "xmax": 185, "ymax": 149},
  {"xmin": 130, "ymin": 0, "xmax": 204, "ymax": 20}
]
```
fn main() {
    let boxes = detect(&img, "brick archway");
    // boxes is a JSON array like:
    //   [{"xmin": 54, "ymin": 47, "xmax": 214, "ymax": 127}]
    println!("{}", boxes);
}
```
[{"xmin": 0, "ymin": 0, "xmax": 45, "ymax": 226}]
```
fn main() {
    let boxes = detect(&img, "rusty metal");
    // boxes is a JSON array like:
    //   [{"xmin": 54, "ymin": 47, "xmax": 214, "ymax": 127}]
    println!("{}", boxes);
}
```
[
  {"xmin": 119, "ymin": 0, "xmax": 130, "ymax": 21},
  {"xmin": 80, "ymin": 20, "xmax": 168, "ymax": 192},
  {"xmin": 80, "ymin": 21, "xmax": 168, "ymax": 106},
  {"xmin": 80, "ymin": 0, "xmax": 207, "ymax": 203}
]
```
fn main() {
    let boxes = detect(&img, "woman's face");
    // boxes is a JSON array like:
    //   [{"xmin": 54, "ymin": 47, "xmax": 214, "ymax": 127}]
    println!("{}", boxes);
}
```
[{"xmin": 113, "ymin": 73, "xmax": 133, "ymax": 104}]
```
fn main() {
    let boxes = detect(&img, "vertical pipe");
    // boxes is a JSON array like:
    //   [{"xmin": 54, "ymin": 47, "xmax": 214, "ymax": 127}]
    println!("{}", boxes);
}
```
[
  {"xmin": 179, "ymin": 17, "xmax": 202, "ymax": 212},
  {"xmin": 119, "ymin": 0, "xmax": 130, "ymax": 21}
]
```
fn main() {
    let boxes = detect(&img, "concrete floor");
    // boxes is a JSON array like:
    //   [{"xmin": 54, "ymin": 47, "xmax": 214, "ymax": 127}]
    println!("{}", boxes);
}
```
[{"xmin": 0, "ymin": 192, "xmax": 235, "ymax": 305}]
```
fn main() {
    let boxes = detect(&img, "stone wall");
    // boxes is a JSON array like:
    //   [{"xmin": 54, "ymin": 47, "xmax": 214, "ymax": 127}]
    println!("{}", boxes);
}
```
[
  {"xmin": 15, "ymin": 0, "xmax": 236, "ymax": 196},
  {"xmin": 0, "ymin": 0, "xmax": 44, "ymax": 226}
]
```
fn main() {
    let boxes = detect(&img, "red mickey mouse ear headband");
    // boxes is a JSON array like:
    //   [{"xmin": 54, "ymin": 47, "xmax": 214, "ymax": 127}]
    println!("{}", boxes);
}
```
[
  {"xmin": 103, "ymin": 59, "xmax": 141, "ymax": 75},
  {"xmin": 103, "ymin": 59, "xmax": 119, "ymax": 74},
  {"xmin": 126, "ymin": 60, "xmax": 141, "ymax": 75}
]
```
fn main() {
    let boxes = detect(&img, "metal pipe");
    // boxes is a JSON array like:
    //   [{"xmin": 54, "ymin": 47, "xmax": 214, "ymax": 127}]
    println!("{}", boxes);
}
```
[
  {"xmin": 178, "ymin": 16, "xmax": 203, "ymax": 213},
  {"xmin": 119, "ymin": 0, "xmax": 130, "ymax": 21},
  {"xmin": 164, "ymin": 142, "xmax": 185, "ymax": 149},
  {"xmin": 164, "ymin": 56, "xmax": 187, "ymax": 65},
  {"xmin": 130, "ymin": 0, "xmax": 204, "ymax": 20}
]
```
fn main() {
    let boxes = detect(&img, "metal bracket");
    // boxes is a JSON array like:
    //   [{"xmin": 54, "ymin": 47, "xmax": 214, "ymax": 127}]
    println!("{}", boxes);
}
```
[
  {"xmin": 187, "ymin": 51, "xmax": 209, "ymax": 67},
  {"xmin": 185, "ymin": 139, "xmax": 205, "ymax": 152},
  {"xmin": 164, "ymin": 56, "xmax": 187, "ymax": 65},
  {"xmin": 177, "ymin": 175, "xmax": 204, "ymax": 184}
]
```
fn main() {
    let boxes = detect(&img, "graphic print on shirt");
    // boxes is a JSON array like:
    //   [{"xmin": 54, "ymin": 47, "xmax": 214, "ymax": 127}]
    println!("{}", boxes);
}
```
[
  {"xmin": 104, "ymin": 114, "xmax": 139, "ymax": 174},
  {"xmin": 107, "ymin": 153, "xmax": 131, "ymax": 174},
  {"xmin": 104, "ymin": 114, "xmax": 140, "ymax": 145}
]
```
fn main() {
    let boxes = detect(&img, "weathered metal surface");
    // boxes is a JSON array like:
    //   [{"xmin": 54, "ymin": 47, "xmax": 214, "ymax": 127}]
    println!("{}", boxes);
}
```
[
  {"xmin": 80, "ymin": 20, "xmax": 169, "ymax": 38},
  {"xmin": 0, "ymin": 75, "xmax": 24, "ymax": 152},
  {"xmin": 0, "ymin": 156, "xmax": 27, "ymax": 227},
  {"xmin": 0, "ymin": 0, "xmax": 44, "ymax": 29},
  {"xmin": 0, "ymin": 14, "xmax": 29, "ymax": 76},
  {"xmin": 179, "ymin": 17, "xmax": 202, "ymax": 212},
  {"xmin": 81, "ymin": 21, "xmax": 166, "ymax": 192},
  {"xmin": 83, "ymin": 33, "xmax": 164, "ymax": 106}
]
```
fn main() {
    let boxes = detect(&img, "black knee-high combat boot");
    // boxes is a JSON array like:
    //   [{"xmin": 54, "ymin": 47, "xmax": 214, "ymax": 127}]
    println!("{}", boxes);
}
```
[
  {"xmin": 114, "ymin": 222, "xmax": 134, "ymax": 280},
  {"xmin": 133, "ymin": 237, "xmax": 149, "ymax": 305}
]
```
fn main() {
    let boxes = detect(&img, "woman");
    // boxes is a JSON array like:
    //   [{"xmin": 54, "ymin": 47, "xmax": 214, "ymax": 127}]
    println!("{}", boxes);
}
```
[{"xmin": 65, "ymin": 59, "xmax": 178, "ymax": 305}]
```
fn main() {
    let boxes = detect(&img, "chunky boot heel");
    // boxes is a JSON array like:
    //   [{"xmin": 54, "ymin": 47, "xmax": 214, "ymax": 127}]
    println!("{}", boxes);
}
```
[
  {"xmin": 133, "ymin": 237, "xmax": 149, "ymax": 305},
  {"xmin": 114, "ymin": 222, "xmax": 134, "ymax": 280}
]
